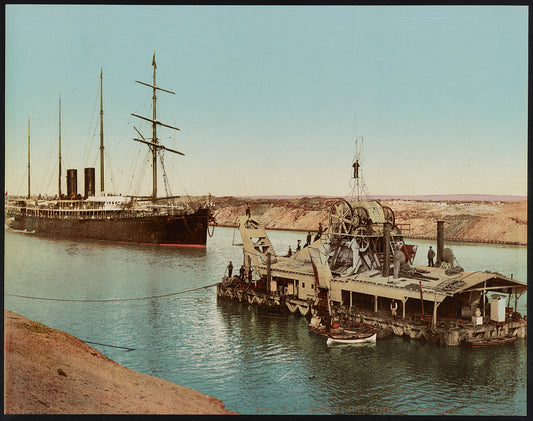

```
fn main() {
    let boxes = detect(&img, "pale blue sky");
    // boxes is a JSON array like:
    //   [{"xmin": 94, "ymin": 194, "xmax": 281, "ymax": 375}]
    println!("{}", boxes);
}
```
[{"xmin": 5, "ymin": 5, "xmax": 528, "ymax": 197}]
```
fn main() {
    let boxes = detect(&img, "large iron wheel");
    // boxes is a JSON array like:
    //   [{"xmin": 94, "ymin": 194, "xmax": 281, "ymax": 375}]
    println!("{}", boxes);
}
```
[
  {"xmin": 354, "ymin": 206, "xmax": 369, "ymax": 226},
  {"xmin": 329, "ymin": 200, "xmax": 353, "ymax": 235},
  {"xmin": 383, "ymin": 206, "xmax": 395, "ymax": 226}
]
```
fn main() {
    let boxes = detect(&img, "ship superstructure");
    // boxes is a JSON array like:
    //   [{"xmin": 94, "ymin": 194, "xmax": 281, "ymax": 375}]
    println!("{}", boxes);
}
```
[{"xmin": 5, "ymin": 54, "xmax": 210, "ymax": 247}]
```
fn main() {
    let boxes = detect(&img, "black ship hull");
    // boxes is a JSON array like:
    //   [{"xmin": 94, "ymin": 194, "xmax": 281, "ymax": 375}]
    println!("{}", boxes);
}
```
[{"xmin": 6, "ymin": 208, "xmax": 210, "ymax": 248}]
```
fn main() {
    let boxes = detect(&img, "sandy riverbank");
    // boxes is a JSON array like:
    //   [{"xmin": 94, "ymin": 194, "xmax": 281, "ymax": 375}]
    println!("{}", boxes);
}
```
[
  {"xmin": 3, "ymin": 310, "xmax": 237, "ymax": 414},
  {"xmin": 208, "ymin": 197, "xmax": 526, "ymax": 245}
]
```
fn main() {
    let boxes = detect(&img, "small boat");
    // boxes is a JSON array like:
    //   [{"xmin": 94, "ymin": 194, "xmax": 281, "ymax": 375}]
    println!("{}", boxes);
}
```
[
  {"xmin": 326, "ymin": 331, "xmax": 377, "ymax": 345},
  {"xmin": 463, "ymin": 335, "xmax": 517, "ymax": 348}
]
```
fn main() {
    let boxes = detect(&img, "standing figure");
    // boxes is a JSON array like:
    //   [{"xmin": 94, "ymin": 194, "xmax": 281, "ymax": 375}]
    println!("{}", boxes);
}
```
[
  {"xmin": 390, "ymin": 300, "xmax": 398, "ymax": 319},
  {"xmin": 245, "ymin": 203, "xmax": 251, "ymax": 218},
  {"xmin": 305, "ymin": 232, "xmax": 312, "ymax": 247},
  {"xmin": 296, "ymin": 240, "xmax": 301, "ymax": 252},
  {"xmin": 227, "ymin": 261, "xmax": 233, "ymax": 278},
  {"xmin": 428, "ymin": 246, "xmax": 435, "ymax": 267},
  {"xmin": 239, "ymin": 264, "xmax": 245, "ymax": 280},
  {"xmin": 352, "ymin": 160, "xmax": 360, "ymax": 179},
  {"xmin": 314, "ymin": 222, "xmax": 323, "ymax": 241}
]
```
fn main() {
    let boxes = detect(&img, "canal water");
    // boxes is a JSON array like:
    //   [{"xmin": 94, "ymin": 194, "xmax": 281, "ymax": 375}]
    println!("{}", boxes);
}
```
[{"xmin": 4, "ymin": 227, "xmax": 527, "ymax": 415}]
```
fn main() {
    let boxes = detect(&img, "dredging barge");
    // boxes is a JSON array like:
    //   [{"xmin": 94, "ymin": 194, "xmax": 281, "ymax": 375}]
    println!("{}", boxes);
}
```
[{"xmin": 217, "ymin": 202, "xmax": 527, "ymax": 347}]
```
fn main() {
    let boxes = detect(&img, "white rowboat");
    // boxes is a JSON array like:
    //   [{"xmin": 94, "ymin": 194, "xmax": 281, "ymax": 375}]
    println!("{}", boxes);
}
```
[{"xmin": 326, "ymin": 332, "xmax": 377, "ymax": 345}]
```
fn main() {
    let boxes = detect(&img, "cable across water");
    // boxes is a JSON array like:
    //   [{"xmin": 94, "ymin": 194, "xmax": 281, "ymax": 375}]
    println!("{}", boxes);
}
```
[{"xmin": 5, "ymin": 282, "xmax": 219, "ymax": 303}]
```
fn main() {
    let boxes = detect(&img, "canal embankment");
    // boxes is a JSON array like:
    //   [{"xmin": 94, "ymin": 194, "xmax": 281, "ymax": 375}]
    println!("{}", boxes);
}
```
[
  {"xmin": 208, "ymin": 196, "xmax": 526, "ymax": 246},
  {"xmin": 3, "ymin": 310, "xmax": 237, "ymax": 415}
]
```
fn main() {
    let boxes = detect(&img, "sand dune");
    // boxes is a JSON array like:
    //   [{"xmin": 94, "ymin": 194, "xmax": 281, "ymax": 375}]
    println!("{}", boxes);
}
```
[{"xmin": 3, "ymin": 310, "xmax": 237, "ymax": 415}]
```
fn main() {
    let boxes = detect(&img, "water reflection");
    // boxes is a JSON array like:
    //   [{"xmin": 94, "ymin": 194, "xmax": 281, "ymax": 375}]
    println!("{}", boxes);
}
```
[
  {"xmin": 4, "ymin": 228, "xmax": 527, "ymax": 416},
  {"xmin": 214, "ymin": 297, "xmax": 526, "ymax": 415}
]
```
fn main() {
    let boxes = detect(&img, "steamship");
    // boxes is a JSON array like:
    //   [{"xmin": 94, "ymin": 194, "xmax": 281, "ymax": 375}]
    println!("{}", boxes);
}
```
[{"xmin": 5, "ymin": 54, "xmax": 210, "ymax": 248}]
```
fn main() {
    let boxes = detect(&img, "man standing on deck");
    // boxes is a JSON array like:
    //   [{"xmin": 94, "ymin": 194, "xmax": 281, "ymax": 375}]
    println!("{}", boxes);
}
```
[
  {"xmin": 239, "ymin": 265, "xmax": 245, "ymax": 280},
  {"xmin": 305, "ymin": 232, "xmax": 312, "ymax": 247},
  {"xmin": 227, "ymin": 261, "xmax": 233, "ymax": 278},
  {"xmin": 428, "ymin": 246, "xmax": 435, "ymax": 267},
  {"xmin": 390, "ymin": 300, "xmax": 398, "ymax": 319}
]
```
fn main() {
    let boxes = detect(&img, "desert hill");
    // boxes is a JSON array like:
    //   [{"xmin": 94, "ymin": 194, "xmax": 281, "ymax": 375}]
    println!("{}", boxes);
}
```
[
  {"xmin": 208, "ymin": 196, "xmax": 526, "ymax": 246},
  {"xmin": 3, "ymin": 310, "xmax": 236, "ymax": 414}
]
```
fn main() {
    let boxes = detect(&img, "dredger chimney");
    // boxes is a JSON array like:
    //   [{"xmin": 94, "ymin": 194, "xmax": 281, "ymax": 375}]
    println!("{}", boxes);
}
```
[{"xmin": 436, "ymin": 220, "xmax": 444, "ymax": 265}]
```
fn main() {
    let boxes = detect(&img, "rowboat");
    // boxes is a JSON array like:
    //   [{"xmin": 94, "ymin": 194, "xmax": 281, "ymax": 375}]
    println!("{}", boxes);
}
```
[
  {"xmin": 326, "ymin": 331, "xmax": 377, "ymax": 345},
  {"xmin": 463, "ymin": 335, "xmax": 517, "ymax": 348}
]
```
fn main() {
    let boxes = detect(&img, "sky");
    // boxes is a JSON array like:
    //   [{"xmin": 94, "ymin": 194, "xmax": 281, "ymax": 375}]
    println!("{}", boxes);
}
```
[{"xmin": 5, "ymin": 5, "xmax": 528, "ymax": 198}]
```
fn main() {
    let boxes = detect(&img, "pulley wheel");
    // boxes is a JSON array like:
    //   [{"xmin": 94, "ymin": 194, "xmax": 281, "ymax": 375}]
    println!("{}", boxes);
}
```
[
  {"xmin": 383, "ymin": 206, "xmax": 395, "ymax": 226},
  {"xmin": 329, "ymin": 200, "xmax": 353, "ymax": 235},
  {"xmin": 354, "ymin": 206, "xmax": 369, "ymax": 226},
  {"xmin": 351, "ymin": 213, "xmax": 360, "ymax": 230}
]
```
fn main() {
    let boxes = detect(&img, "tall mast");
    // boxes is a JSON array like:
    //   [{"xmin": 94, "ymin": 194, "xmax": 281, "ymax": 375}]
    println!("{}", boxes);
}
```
[
  {"xmin": 27, "ymin": 117, "xmax": 30, "ymax": 199},
  {"xmin": 132, "ymin": 52, "xmax": 183, "ymax": 203},
  {"xmin": 151, "ymin": 54, "xmax": 158, "ymax": 200},
  {"xmin": 100, "ymin": 69, "xmax": 105, "ymax": 195},
  {"xmin": 58, "ymin": 94, "xmax": 62, "ymax": 198}
]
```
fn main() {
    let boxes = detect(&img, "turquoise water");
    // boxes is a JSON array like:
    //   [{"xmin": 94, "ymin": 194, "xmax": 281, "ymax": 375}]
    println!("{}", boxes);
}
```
[{"xmin": 4, "ymin": 227, "xmax": 527, "ymax": 415}]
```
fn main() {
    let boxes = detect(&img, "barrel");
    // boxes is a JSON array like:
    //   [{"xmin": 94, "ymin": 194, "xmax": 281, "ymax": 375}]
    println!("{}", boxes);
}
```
[
  {"xmin": 84, "ymin": 167, "xmax": 95, "ymax": 198},
  {"xmin": 67, "ymin": 169, "xmax": 77, "ymax": 199}
]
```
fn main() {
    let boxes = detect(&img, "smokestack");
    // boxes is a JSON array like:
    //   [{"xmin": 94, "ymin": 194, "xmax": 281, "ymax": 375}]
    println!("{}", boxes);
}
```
[
  {"xmin": 84, "ymin": 167, "xmax": 95, "ymax": 197},
  {"xmin": 437, "ymin": 220, "xmax": 444, "ymax": 265},
  {"xmin": 382, "ymin": 222, "xmax": 391, "ymax": 277},
  {"xmin": 67, "ymin": 169, "xmax": 77, "ymax": 199}
]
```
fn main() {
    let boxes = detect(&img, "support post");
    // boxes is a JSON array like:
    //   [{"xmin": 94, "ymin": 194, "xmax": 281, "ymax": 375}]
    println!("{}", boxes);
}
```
[
  {"xmin": 432, "ymin": 300, "xmax": 440, "ymax": 328},
  {"xmin": 402, "ymin": 298, "xmax": 407, "ymax": 319},
  {"xmin": 482, "ymin": 281, "xmax": 486, "ymax": 319},
  {"xmin": 266, "ymin": 252, "xmax": 271, "ymax": 294},
  {"xmin": 382, "ymin": 222, "xmax": 391, "ymax": 277},
  {"xmin": 374, "ymin": 295, "xmax": 378, "ymax": 313}
]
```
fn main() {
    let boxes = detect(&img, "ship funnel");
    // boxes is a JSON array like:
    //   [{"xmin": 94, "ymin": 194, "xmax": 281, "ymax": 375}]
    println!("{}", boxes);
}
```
[
  {"xmin": 67, "ymin": 169, "xmax": 77, "ymax": 199},
  {"xmin": 84, "ymin": 167, "xmax": 95, "ymax": 197}
]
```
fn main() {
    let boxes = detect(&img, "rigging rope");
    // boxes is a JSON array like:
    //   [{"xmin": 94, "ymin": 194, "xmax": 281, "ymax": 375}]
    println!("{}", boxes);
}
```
[
  {"xmin": 5, "ymin": 282, "xmax": 219, "ymax": 303},
  {"xmin": 158, "ymin": 150, "xmax": 172, "ymax": 197}
]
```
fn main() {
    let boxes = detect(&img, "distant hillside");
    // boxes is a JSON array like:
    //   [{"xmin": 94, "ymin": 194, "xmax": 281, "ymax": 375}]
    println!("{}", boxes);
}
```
[
  {"xmin": 210, "ymin": 196, "xmax": 527, "ymax": 245},
  {"xmin": 233, "ymin": 194, "xmax": 527, "ymax": 202}
]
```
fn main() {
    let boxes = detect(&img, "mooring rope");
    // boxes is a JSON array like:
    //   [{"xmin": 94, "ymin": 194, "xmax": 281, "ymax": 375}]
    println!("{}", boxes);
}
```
[
  {"xmin": 5, "ymin": 282, "xmax": 219, "ymax": 303},
  {"xmin": 81, "ymin": 340, "xmax": 136, "ymax": 351}
]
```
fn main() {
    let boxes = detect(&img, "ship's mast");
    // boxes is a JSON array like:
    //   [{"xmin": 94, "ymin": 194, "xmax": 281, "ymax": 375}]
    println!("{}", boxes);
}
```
[
  {"xmin": 151, "ymin": 54, "xmax": 158, "ymax": 200},
  {"xmin": 27, "ymin": 117, "xmax": 30, "ymax": 199},
  {"xmin": 132, "ymin": 52, "xmax": 183, "ymax": 203},
  {"xmin": 58, "ymin": 94, "xmax": 62, "ymax": 198},
  {"xmin": 100, "ymin": 69, "xmax": 105, "ymax": 195}
]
